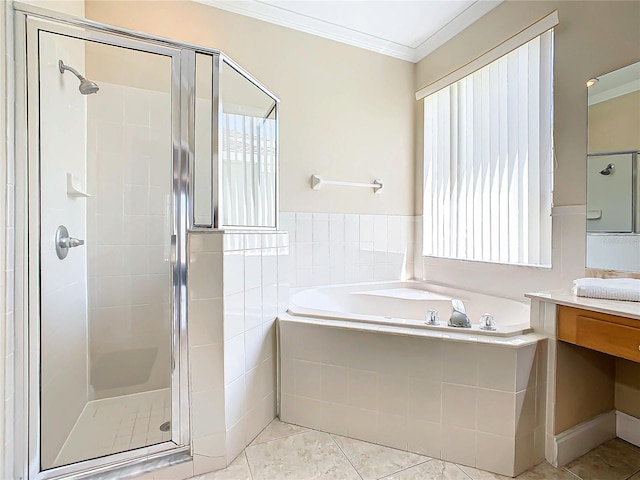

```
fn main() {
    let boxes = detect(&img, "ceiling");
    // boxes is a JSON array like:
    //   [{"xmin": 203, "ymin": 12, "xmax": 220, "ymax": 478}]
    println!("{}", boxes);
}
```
[
  {"xmin": 195, "ymin": 0, "xmax": 503, "ymax": 63},
  {"xmin": 588, "ymin": 61, "xmax": 640, "ymax": 106}
]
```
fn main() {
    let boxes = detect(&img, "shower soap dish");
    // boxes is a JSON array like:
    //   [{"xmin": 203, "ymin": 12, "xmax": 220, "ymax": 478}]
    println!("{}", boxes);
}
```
[{"xmin": 67, "ymin": 172, "xmax": 91, "ymax": 197}]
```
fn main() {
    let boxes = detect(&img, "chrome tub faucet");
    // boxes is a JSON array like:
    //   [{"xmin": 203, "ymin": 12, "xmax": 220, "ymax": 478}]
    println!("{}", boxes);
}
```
[{"xmin": 449, "ymin": 299, "xmax": 472, "ymax": 328}]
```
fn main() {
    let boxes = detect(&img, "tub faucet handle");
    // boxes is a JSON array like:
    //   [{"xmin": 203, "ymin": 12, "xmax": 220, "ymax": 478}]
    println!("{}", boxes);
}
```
[
  {"xmin": 480, "ymin": 313, "xmax": 496, "ymax": 331},
  {"xmin": 425, "ymin": 309, "xmax": 440, "ymax": 325}
]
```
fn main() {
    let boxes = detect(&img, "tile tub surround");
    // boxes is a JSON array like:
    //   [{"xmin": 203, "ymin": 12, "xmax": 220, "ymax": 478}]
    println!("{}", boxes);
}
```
[
  {"xmin": 279, "ymin": 320, "xmax": 547, "ymax": 477},
  {"xmin": 187, "ymin": 230, "xmax": 288, "ymax": 473},
  {"xmin": 279, "ymin": 212, "xmax": 415, "ymax": 288},
  {"xmin": 186, "ymin": 419, "xmax": 639, "ymax": 480}
]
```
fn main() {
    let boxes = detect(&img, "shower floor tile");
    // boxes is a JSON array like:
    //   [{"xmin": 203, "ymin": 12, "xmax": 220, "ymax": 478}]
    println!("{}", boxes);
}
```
[{"xmin": 54, "ymin": 388, "xmax": 171, "ymax": 467}]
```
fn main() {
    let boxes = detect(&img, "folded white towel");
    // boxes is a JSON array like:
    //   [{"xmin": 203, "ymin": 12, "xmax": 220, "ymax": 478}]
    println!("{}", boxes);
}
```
[{"xmin": 572, "ymin": 277, "xmax": 640, "ymax": 302}]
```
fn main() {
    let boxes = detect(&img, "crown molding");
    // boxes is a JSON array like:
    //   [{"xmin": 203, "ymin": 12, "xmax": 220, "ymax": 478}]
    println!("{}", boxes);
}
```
[
  {"xmin": 414, "ymin": 1, "xmax": 501, "ymax": 61},
  {"xmin": 194, "ymin": 0, "xmax": 503, "ymax": 63},
  {"xmin": 588, "ymin": 79, "xmax": 640, "ymax": 106}
]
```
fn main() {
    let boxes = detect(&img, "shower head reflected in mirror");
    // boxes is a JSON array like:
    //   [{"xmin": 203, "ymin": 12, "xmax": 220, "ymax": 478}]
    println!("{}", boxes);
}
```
[
  {"xmin": 58, "ymin": 59, "xmax": 99, "ymax": 95},
  {"xmin": 600, "ymin": 163, "xmax": 615, "ymax": 176}
]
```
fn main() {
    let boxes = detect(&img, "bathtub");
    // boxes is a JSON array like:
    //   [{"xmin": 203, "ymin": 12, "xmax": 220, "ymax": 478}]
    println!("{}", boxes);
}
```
[
  {"xmin": 288, "ymin": 280, "xmax": 531, "ymax": 337},
  {"xmin": 279, "ymin": 281, "xmax": 547, "ymax": 477}
]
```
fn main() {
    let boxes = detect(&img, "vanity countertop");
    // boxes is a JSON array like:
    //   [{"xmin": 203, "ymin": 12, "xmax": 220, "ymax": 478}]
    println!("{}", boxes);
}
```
[{"xmin": 525, "ymin": 289, "xmax": 640, "ymax": 321}]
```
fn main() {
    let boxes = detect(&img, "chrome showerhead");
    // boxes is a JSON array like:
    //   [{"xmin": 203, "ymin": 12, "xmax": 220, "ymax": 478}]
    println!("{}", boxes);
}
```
[
  {"xmin": 58, "ymin": 59, "xmax": 99, "ymax": 95},
  {"xmin": 79, "ymin": 78, "xmax": 100, "ymax": 95}
]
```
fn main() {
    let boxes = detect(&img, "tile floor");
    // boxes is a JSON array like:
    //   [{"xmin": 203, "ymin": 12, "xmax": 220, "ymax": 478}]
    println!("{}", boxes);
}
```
[
  {"xmin": 190, "ymin": 419, "xmax": 640, "ymax": 480},
  {"xmin": 55, "ymin": 388, "xmax": 172, "ymax": 467}
]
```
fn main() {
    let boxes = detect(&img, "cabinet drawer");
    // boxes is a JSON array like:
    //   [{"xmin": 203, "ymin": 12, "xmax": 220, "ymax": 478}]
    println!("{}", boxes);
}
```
[{"xmin": 558, "ymin": 306, "xmax": 640, "ymax": 363}]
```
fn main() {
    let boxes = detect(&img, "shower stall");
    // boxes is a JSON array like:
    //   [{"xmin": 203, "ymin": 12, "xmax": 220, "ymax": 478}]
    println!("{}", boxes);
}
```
[{"xmin": 13, "ymin": 4, "xmax": 278, "ymax": 479}]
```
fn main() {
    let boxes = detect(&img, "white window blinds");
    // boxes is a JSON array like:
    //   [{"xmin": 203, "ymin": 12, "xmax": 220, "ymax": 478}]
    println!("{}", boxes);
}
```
[
  {"xmin": 422, "ymin": 29, "xmax": 553, "ymax": 266},
  {"xmin": 221, "ymin": 112, "xmax": 277, "ymax": 227}
]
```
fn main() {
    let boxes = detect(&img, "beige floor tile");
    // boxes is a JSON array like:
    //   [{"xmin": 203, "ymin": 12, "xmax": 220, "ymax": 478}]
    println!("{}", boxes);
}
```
[
  {"xmin": 191, "ymin": 452, "xmax": 252, "ymax": 480},
  {"xmin": 245, "ymin": 430, "xmax": 360, "ymax": 480},
  {"xmin": 566, "ymin": 439, "xmax": 640, "ymax": 480},
  {"xmin": 618, "ymin": 438, "xmax": 640, "ymax": 454},
  {"xmin": 380, "ymin": 459, "xmax": 469, "ymax": 480},
  {"xmin": 458, "ymin": 464, "xmax": 511, "ymax": 479},
  {"xmin": 514, "ymin": 463, "xmax": 576, "ymax": 480},
  {"xmin": 250, "ymin": 418, "xmax": 310, "ymax": 446},
  {"xmin": 332, "ymin": 434, "xmax": 430, "ymax": 480}
]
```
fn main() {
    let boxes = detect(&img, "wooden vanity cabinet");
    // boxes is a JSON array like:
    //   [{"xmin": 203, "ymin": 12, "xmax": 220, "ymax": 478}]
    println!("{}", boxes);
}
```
[{"xmin": 557, "ymin": 305, "xmax": 640, "ymax": 363}]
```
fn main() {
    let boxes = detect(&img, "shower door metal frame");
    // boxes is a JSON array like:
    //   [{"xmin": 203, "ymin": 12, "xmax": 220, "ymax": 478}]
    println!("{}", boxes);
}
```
[{"xmin": 14, "ymin": 5, "xmax": 192, "ymax": 479}]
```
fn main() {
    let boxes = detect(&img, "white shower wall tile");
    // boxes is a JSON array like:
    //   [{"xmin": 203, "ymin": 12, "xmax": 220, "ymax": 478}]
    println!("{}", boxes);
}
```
[
  {"xmin": 295, "ymin": 213, "xmax": 312, "ymax": 244},
  {"xmin": 224, "ymin": 333, "xmax": 246, "ymax": 386},
  {"xmin": 279, "ymin": 213, "xmax": 296, "ymax": 243},
  {"xmin": 329, "ymin": 214, "xmax": 345, "ymax": 244},
  {"xmin": 188, "ymin": 230, "xmax": 286, "ymax": 469},
  {"xmin": 281, "ymin": 212, "xmax": 415, "ymax": 288},
  {"xmin": 87, "ymin": 82, "xmax": 173, "ymax": 402},
  {"xmin": 223, "ymin": 232, "xmax": 244, "ymax": 251},
  {"xmin": 312, "ymin": 213, "xmax": 329, "ymax": 244}
]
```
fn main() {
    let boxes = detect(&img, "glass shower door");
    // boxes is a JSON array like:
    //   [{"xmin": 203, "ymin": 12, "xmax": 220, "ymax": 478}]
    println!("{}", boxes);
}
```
[{"xmin": 32, "ymin": 23, "xmax": 178, "ymax": 471}]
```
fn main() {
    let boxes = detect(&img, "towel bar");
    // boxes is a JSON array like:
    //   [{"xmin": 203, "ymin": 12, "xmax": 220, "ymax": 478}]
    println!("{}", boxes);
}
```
[{"xmin": 310, "ymin": 174, "xmax": 383, "ymax": 193}]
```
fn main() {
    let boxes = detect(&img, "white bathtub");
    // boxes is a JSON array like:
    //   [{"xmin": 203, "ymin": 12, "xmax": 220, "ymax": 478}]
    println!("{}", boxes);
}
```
[
  {"xmin": 279, "ymin": 281, "xmax": 546, "ymax": 477},
  {"xmin": 288, "ymin": 281, "xmax": 531, "ymax": 337}
]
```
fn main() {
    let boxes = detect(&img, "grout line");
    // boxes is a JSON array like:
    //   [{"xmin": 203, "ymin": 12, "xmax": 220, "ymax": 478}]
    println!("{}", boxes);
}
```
[
  {"xmin": 560, "ymin": 466, "xmax": 584, "ymax": 480},
  {"xmin": 624, "ymin": 468, "xmax": 640, "ymax": 480},
  {"xmin": 453, "ymin": 463, "xmax": 475, "ymax": 480},
  {"xmin": 327, "ymin": 433, "xmax": 364, "ymax": 480},
  {"xmin": 242, "ymin": 451, "xmax": 255, "ymax": 480},
  {"xmin": 248, "ymin": 418, "xmax": 312, "ymax": 447},
  {"xmin": 328, "ymin": 431, "xmax": 435, "ymax": 480},
  {"xmin": 375, "ymin": 458, "xmax": 435, "ymax": 480}
]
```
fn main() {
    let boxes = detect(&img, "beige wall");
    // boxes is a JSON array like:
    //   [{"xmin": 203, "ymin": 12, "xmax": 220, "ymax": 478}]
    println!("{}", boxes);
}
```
[
  {"xmin": 85, "ymin": 0, "xmax": 416, "ymax": 216},
  {"xmin": 554, "ymin": 343, "xmax": 615, "ymax": 434},
  {"xmin": 18, "ymin": 0, "xmax": 84, "ymax": 15},
  {"xmin": 415, "ymin": 1, "xmax": 640, "ymax": 212},
  {"xmin": 615, "ymin": 359, "xmax": 640, "ymax": 420},
  {"xmin": 588, "ymin": 90, "xmax": 640, "ymax": 153},
  {"xmin": 553, "ymin": 347, "xmax": 640, "ymax": 428}
]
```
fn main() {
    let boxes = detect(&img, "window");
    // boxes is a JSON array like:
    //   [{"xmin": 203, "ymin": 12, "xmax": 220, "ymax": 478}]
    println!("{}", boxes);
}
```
[{"xmin": 422, "ymin": 29, "xmax": 554, "ymax": 266}]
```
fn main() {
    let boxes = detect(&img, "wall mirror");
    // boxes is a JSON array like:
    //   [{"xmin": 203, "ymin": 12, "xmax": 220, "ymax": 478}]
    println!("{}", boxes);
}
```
[{"xmin": 586, "ymin": 61, "xmax": 640, "ymax": 272}]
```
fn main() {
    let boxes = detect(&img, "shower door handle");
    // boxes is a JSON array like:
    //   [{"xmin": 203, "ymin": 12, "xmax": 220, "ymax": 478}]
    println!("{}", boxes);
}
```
[
  {"xmin": 170, "ymin": 234, "xmax": 177, "ymax": 264},
  {"xmin": 55, "ymin": 225, "xmax": 85, "ymax": 260}
]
